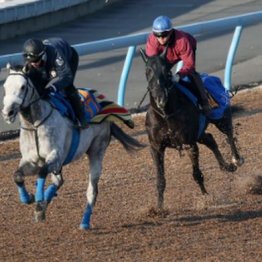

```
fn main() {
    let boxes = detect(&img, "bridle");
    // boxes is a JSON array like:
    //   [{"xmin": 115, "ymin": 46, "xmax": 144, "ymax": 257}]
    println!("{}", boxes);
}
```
[
  {"xmin": 146, "ymin": 63, "xmax": 174, "ymax": 120},
  {"xmin": 7, "ymin": 71, "xmax": 53, "ymax": 129},
  {"xmin": 7, "ymin": 72, "xmax": 40, "ymax": 110},
  {"xmin": 6, "ymin": 70, "xmax": 54, "ymax": 161}
]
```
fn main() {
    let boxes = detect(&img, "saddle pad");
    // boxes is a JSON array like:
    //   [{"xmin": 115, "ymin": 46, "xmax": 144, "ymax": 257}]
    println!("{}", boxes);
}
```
[
  {"xmin": 179, "ymin": 74, "xmax": 230, "ymax": 120},
  {"xmin": 78, "ymin": 88, "xmax": 102, "ymax": 122},
  {"xmin": 48, "ymin": 88, "xmax": 134, "ymax": 128},
  {"xmin": 200, "ymin": 73, "xmax": 230, "ymax": 120},
  {"xmin": 83, "ymin": 88, "xmax": 134, "ymax": 129}
]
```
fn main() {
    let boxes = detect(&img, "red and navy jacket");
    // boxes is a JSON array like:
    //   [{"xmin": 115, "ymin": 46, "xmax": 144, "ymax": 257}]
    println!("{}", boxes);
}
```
[{"xmin": 146, "ymin": 29, "xmax": 197, "ymax": 76}]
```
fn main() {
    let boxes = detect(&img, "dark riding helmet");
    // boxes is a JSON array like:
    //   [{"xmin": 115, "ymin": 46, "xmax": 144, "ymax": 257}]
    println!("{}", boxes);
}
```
[{"xmin": 23, "ymin": 39, "xmax": 46, "ymax": 63}]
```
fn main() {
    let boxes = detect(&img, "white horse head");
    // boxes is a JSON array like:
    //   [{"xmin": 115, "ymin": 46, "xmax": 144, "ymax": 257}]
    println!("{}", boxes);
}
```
[{"xmin": 2, "ymin": 66, "xmax": 37, "ymax": 123}]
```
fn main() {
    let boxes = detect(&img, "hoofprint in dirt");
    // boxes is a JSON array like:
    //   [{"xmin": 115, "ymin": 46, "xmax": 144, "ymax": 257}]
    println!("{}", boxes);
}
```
[{"xmin": 0, "ymin": 87, "xmax": 261, "ymax": 261}]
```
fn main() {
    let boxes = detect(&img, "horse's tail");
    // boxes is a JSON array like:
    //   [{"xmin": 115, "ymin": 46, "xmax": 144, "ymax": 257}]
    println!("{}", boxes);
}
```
[{"xmin": 110, "ymin": 123, "xmax": 146, "ymax": 153}]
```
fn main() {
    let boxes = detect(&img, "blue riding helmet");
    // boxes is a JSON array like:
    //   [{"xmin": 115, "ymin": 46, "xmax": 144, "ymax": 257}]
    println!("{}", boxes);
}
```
[{"xmin": 152, "ymin": 16, "xmax": 173, "ymax": 33}]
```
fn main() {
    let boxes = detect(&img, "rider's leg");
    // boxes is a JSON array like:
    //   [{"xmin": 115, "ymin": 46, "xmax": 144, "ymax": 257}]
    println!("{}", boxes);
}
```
[
  {"xmin": 67, "ymin": 47, "xmax": 88, "ymax": 128},
  {"xmin": 190, "ymin": 72, "xmax": 212, "ymax": 115},
  {"xmin": 66, "ymin": 86, "xmax": 89, "ymax": 128}
]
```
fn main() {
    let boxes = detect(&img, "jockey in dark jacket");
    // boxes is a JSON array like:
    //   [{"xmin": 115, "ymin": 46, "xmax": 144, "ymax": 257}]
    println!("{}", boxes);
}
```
[
  {"xmin": 23, "ymin": 37, "xmax": 88, "ymax": 128},
  {"xmin": 146, "ymin": 16, "xmax": 212, "ymax": 115}
]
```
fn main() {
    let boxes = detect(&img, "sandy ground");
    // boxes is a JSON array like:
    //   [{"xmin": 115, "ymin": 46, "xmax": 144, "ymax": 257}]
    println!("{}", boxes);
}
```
[{"xmin": 0, "ymin": 87, "xmax": 261, "ymax": 262}]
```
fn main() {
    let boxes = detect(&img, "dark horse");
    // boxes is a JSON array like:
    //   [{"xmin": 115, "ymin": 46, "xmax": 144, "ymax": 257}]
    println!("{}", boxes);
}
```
[{"xmin": 140, "ymin": 49, "xmax": 244, "ymax": 211}]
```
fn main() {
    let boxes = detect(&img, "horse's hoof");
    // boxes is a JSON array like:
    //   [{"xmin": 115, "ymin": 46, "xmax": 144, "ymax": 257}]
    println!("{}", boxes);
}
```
[
  {"xmin": 222, "ymin": 163, "xmax": 237, "ymax": 172},
  {"xmin": 24, "ymin": 194, "xmax": 35, "ymax": 205},
  {"xmin": 34, "ymin": 210, "xmax": 46, "ymax": 222},
  {"xmin": 200, "ymin": 186, "xmax": 208, "ymax": 195},
  {"xmin": 34, "ymin": 202, "xmax": 47, "ymax": 222},
  {"xmin": 232, "ymin": 156, "xmax": 244, "ymax": 167},
  {"xmin": 80, "ymin": 224, "xmax": 90, "ymax": 230}
]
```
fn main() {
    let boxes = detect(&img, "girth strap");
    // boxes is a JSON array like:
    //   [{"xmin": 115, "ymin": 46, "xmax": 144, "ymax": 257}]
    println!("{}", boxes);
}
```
[{"xmin": 63, "ymin": 128, "xmax": 80, "ymax": 165}]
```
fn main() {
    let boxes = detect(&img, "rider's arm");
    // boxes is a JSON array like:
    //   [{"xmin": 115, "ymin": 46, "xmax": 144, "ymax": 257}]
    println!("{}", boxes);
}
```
[{"xmin": 51, "ymin": 51, "xmax": 74, "ymax": 91}]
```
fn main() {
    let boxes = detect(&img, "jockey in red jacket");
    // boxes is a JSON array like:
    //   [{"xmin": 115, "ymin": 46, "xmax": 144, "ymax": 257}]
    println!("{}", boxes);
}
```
[{"xmin": 146, "ymin": 16, "xmax": 212, "ymax": 114}]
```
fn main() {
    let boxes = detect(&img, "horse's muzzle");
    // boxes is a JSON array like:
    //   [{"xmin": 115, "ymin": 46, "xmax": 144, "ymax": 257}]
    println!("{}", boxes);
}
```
[
  {"xmin": 156, "ymin": 96, "xmax": 167, "ymax": 110},
  {"xmin": 1, "ymin": 108, "xmax": 17, "ymax": 124}
]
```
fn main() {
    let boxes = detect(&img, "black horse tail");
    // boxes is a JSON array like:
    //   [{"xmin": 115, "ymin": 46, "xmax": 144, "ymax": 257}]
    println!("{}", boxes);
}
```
[{"xmin": 110, "ymin": 123, "xmax": 146, "ymax": 153}]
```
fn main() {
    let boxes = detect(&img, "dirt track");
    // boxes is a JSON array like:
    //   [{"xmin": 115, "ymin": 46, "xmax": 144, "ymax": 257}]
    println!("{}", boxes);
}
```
[{"xmin": 0, "ymin": 87, "xmax": 261, "ymax": 262}]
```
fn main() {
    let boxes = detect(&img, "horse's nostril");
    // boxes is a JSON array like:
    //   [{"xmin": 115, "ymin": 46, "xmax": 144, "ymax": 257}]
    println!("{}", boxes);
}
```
[
  {"xmin": 156, "ymin": 98, "xmax": 166, "ymax": 109},
  {"xmin": 8, "ymin": 110, "xmax": 14, "ymax": 117}
]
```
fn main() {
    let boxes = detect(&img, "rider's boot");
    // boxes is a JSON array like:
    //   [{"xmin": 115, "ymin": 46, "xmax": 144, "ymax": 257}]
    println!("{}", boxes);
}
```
[
  {"xmin": 67, "ymin": 87, "xmax": 89, "ymax": 128},
  {"xmin": 191, "ymin": 72, "xmax": 212, "ymax": 115}
]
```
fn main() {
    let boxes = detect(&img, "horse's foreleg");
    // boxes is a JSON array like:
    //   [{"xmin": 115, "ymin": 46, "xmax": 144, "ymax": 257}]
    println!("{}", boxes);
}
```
[
  {"xmin": 187, "ymin": 144, "xmax": 208, "ymax": 194},
  {"xmin": 199, "ymin": 133, "xmax": 237, "ymax": 172},
  {"xmin": 44, "ymin": 171, "xmax": 64, "ymax": 203},
  {"xmin": 151, "ymin": 146, "xmax": 166, "ymax": 211},
  {"xmin": 14, "ymin": 161, "xmax": 38, "ymax": 204},
  {"xmin": 34, "ymin": 152, "xmax": 62, "ymax": 222}
]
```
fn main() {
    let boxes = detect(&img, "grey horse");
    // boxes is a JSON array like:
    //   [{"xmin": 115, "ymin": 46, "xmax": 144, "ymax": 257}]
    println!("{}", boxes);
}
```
[{"xmin": 1, "ymin": 65, "xmax": 145, "ymax": 229}]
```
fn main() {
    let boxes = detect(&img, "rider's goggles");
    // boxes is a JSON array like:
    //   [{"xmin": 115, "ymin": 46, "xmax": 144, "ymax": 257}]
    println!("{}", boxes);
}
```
[
  {"xmin": 23, "ymin": 50, "xmax": 45, "ymax": 63},
  {"xmin": 153, "ymin": 31, "xmax": 171, "ymax": 38}
]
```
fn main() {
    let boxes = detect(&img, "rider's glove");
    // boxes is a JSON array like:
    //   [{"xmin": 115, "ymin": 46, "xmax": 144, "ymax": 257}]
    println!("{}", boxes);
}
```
[
  {"xmin": 46, "ymin": 84, "xmax": 57, "ymax": 93},
  {"xmin": 172, "ymin": 73, "xmax": 180, "ymax": 83}
]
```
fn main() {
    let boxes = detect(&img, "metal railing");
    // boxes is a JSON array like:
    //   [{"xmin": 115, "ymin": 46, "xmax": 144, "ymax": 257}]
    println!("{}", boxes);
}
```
[{"xmin": 0, "ymin": 11, "xmax": 261, "ymax": 106}]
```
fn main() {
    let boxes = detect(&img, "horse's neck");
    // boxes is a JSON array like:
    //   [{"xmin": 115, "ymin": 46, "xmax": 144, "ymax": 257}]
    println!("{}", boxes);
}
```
[
  {"xmin": 150, "ymin": 87, "xmax": 193, "ymax": 122},
  {"xmin": 20, "ymin": 99, "xmax": 51, "ymax": 128}
]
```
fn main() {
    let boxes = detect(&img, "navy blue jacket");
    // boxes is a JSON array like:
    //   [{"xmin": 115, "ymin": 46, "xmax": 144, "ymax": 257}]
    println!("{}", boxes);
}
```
[{"xmin": 42, "ymin": 38, "xmax": 76, "ymax": 91}]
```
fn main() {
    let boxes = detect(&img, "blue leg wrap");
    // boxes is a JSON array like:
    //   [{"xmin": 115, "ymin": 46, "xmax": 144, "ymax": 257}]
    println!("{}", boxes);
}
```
[
  {"xmin": 17, "ymin": 185, "xmax": 32, "ymax": 204},
  {"xmin": 44, "ymin": 184, "xmax": 58, "ymax": 203},
  {"xmin": 80, "ymin": 204, "xmax": 93, "ymax": 230},
  {"xmin": 35, "ymin": 177, "xmax": 45, "ymax": 202}
]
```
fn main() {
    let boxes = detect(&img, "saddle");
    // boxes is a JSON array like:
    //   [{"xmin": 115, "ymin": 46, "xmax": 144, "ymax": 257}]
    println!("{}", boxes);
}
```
[{"xmin": 47, "ymin": 87, "xmax": 134, "ymax": 128}]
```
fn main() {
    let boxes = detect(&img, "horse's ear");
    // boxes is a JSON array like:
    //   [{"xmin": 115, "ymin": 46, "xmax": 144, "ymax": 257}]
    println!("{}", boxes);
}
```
[
  {"xmin": 139, "ymin": 48, "xmax": 148, "ymax": 64},
  {"xmin": 22, "ymin": 66, "xmax": 27, "ymax": 74},
  {"xmin": 160, "ymin": 45, "xmax": 168, "ymax": 59},
  {"xmin": 6, "ymin": 63, "xmax": 11, "ymax": 69}
]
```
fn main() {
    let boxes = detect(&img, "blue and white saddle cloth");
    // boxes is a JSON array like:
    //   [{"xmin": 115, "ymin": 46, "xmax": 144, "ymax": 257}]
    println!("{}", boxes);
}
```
[
  {"xmin": 178, "ymin": 73, "xmax": 230, "ymax": 120},
  {"xmin": 201, "ymin": 73, "xmax": 230, "ymax": 120}
]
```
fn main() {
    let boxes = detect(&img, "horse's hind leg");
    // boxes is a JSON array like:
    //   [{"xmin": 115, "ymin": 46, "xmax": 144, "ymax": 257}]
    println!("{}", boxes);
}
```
[
  {"xmin": 150, "ymin": 146, "xmax": 166, "ymax": 211},
  {"xmin": 80, "ymin": 137, "xmax": 109, "ymax": 230},
  {"xmin": 199, "ymin": 133, "xmax": 237, "ymax": 172},
  {"xmin": 213, "ymin": 108, "xmax": 244, "ymax": 166},
  {"xmin": 187, "ymin": 144, "xmax": 208, "ymax": 194}
]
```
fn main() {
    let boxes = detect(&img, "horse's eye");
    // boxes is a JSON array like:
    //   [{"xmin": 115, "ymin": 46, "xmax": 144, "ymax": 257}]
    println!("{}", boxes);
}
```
[{"xmin": 21, "ymin": 85, "xmax": 25, "ymax": 91}]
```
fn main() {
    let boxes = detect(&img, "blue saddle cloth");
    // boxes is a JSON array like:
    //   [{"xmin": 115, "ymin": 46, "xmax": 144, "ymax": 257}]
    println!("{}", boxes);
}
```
[
  {"xmin": 48, "ymin": 92, "xmax": 77, "ymax": 122},
  {"xmin": 201, "ymin": 73, "xmax": 230, "ymax": 120},
  {"xmin": 178, "ymin": 73, "xmax": 230, "ymax": 120}
]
